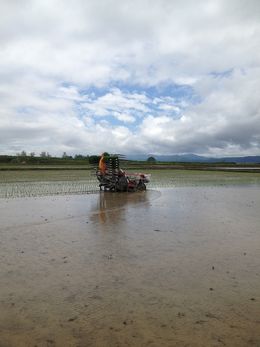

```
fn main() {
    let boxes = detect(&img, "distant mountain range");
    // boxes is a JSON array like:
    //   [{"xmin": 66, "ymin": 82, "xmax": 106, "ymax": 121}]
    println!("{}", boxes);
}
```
[{"xmin": 126, "ymin": 154, "xmax": 260, "ymax": 163}]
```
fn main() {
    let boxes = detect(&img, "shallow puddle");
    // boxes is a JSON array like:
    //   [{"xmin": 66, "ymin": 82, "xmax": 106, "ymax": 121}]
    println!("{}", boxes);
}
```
[{"xmin": 0, "ymin": 187, "xmax": 260, "ymax": 346}]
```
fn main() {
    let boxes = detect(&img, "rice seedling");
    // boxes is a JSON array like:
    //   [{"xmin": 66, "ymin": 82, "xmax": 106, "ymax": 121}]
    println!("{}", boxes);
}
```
[{"xmin": 0, "ymin": 169, "xmax": 260, "ymax": 198}]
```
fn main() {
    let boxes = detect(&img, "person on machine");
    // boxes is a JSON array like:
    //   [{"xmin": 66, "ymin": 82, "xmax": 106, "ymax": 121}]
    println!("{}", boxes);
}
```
[{"xmin": 98, "ymin": 153, "xmax": 107, "ymax": 175}]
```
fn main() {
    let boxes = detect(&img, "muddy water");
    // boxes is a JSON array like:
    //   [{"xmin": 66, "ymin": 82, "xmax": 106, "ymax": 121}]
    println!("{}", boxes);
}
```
[{"xmin": 0, "ymin": 187, "xmax": 260, "ymax": 347}]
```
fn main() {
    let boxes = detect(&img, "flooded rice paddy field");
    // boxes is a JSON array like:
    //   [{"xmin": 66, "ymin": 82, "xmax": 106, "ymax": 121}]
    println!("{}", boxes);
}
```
[
  {"xmin": 0, "ymin": 171, "xmax": 260, "ymax": 346},
  {"xmin": 0, "ymin": 169, "xmax": 260, "ymax": 198}
]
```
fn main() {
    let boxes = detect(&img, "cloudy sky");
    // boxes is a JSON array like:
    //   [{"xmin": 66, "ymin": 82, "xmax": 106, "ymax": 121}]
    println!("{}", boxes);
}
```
[{"xmin": 0, "ymin": 0, "xmax": 260, "ymax": 157}]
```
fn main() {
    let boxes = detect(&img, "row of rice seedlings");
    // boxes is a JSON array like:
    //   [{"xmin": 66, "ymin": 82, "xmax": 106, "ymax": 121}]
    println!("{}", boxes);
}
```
[
  {"xmin": 0, "ymin": 180, "xmax": 175, "ymax": 198},
  {"xmin": 0, "ymin": 180, "xmax": 99, "ymax": 199},
  {"xmin": 149, "ymin": 180, "xmax": 175, "ymax": 188},
  {"xmin": 3, "ymin": 172, "xmax": 259, "ymax": 198}
]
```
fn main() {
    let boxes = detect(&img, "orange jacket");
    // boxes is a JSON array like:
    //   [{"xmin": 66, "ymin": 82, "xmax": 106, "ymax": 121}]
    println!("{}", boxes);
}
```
[{"xmin": 99, "ymin": 155, "xmax": 106, "ymax": 174}]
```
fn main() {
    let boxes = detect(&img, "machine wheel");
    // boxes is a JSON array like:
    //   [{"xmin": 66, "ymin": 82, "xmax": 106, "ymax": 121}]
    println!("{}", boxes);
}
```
[
  {"xmin": 127, "ymin": 185, "xmax": 136, "ymax": 192},
  {"xmin": 116, "ymin": 176, "xmax": 128, "ymax": 192},
  {"xmin": 137, "ymin": 181, "xmax": 146, "ymax": 191}
]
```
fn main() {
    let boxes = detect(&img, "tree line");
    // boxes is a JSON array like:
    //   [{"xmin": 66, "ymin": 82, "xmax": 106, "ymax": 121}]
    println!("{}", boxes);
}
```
[
  {"xmin": 0, "ymin": 152, "xmax": 157, "ymax": 165},
  {"xmin": 0, "ymin": 151, "xmax": 100, "ymax": 165}
]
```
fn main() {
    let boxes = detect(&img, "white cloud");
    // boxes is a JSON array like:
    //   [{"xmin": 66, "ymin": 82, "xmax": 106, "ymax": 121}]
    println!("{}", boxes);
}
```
[
  {"xmin": 114, "ymin": 113, "xmax": 136, "ymax": 123},
  {"xmin": 0, "ymin": 0, "xmax": 260, "ymax": 156},
  {"xmin": 138, "ymin": 68, "xmax": 260, "ymax": 155}
]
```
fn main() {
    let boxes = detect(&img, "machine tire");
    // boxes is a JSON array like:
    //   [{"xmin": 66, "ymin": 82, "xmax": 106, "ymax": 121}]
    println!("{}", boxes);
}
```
[
  {"xmin": 116, "ymin": 176, "xmax": 128, "ymax": 192},
  {"xmin": 137, "ymin": 181, "xmax": 146, "ymax": 191}
]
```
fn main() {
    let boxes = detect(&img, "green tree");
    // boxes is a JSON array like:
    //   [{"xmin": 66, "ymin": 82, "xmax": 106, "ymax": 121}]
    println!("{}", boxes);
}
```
[
  {"xmin": 89, "ymin": 155, "xmax": 100, "ymax": 164},
  {"xmin": 17, "ymin": 150, "xmax": 27, "ymax": 157},
  {"xmin": 74, "ymin": 154, "xmax": 84, "ymax": 159},
  {"xmin": 147, "ymin": 156, "xmax": 156, "ymax": 163}
]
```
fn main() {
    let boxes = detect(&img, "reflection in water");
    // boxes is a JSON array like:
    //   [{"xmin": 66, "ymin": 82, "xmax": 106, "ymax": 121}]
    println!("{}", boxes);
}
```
[{"xmin": 91, "ymin": 191, "xmax": 150, "ymax": 225}]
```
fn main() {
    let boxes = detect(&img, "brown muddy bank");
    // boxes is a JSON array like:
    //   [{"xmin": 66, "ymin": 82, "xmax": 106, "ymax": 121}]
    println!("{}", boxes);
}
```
[{"xmin": 0, "ymin": 187, "xmax": 260, "ymax": 346}]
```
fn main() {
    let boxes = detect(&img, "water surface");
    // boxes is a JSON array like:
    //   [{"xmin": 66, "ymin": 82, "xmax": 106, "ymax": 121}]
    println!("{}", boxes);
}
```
[{"xmin": 0, "ymin": 187, "xmax": 259, "ymax": 346}]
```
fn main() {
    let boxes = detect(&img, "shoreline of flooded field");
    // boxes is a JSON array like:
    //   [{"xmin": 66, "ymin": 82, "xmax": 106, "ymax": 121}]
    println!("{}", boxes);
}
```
[{"xmin": 0, "ymin": 187, "xmax": 260, "ymax": 346}]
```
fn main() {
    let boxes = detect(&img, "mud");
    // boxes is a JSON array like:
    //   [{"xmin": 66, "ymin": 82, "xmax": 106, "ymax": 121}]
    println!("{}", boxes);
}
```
[{"xmin": 0, "ymin": 187, "xmax": 260, "ymax": 346}]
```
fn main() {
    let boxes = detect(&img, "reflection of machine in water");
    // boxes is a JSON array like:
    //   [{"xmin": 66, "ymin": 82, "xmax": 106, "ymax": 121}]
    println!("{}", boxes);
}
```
[
  {"xmin": 91, "ymin": 190, "xmax": 150, "ymax": 225},
  {"xmin": 96, "ymin": 155, "xmax": 150, "ymax": 192}
]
